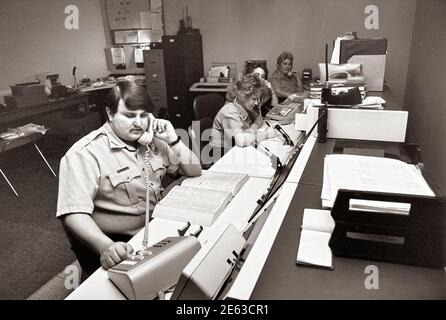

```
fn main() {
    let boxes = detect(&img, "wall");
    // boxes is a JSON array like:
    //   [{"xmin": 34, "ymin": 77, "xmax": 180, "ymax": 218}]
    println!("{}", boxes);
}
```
[
  {"xmin": 164, "ymin": 0, "xmax": 417, "ymax": 104},
  {"xmin": 0, "ymin": 0, "xmax": 108, "ymax": 97},
  {"xmin": 404, "ymin": 0, "xmax": 446, "ymax": 195}
]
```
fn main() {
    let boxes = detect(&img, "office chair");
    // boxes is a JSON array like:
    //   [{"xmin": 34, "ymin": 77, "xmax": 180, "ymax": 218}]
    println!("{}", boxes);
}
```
[
  {"xmin": 188, "ymin": 117, "xmax": 214, "ymax": 169},
  {"xmin": 192, "ymin": 94, "xmax": 225, "ymax": 121}
]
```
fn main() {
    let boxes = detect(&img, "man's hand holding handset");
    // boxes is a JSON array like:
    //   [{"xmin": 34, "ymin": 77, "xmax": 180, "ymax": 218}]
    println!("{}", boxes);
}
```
[{"xmin": 138, "ymin": 114, "xmax": 178, "ymax": 146}]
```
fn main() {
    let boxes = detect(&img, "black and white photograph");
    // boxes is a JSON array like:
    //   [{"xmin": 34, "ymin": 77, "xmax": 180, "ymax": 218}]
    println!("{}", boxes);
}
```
[{"xmin": 0, "ymin": 0, "xmax": 444, "ymax": 305}]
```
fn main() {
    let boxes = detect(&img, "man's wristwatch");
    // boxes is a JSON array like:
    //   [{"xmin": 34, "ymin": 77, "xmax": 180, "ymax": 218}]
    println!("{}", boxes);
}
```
[{"xmin": 168, "ymin": 136, "xmax": 181, "ymax": 147}]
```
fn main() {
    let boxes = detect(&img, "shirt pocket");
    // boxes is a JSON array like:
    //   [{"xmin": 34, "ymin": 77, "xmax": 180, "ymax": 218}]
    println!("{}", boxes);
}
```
[
  {"xmin": 108, "ymin": 167, "xmax": 142, "ymax": 204},
  {"xmin": 149, "ymin": 156, "xmax": 166, "ymax": 172}
]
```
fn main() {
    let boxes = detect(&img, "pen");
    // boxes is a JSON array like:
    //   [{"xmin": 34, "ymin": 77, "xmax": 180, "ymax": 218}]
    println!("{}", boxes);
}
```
[{"xmin": 265, "ymin": 120, "xmax": 271, "ymax": 127}]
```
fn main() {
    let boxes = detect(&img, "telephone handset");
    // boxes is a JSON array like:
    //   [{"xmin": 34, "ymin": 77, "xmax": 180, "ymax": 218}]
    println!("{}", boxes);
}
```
[
  {"xmin": 329, "ymin": 71, "xmax": 349, "ymax": 80},
  {"xmin": 138, "ymin": 114, "xmax": 156, "ymax": 145},
  {"xmin": 286, "ymin": 71, "xmax": 296, "ymax": 78}
]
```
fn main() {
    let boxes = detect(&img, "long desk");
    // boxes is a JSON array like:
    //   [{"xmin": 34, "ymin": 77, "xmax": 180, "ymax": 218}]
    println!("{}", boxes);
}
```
[
  {"xmin": 66, "ymin": 117, "xmax": 444, "ymax": 300},
  {"xmin": 66, "ymin": 123, "xmax": 302, "ymax": 300},
  {"xmin": 0, "ymin": 94, "xmax": 89, "ymax": 128},
  {"xmin": 229, "ymin": 139, "xmax": 445, "ymax": 300},
  {"xmin": 66, "ymin": 176, "xmax": 273, "ymax": 300}
]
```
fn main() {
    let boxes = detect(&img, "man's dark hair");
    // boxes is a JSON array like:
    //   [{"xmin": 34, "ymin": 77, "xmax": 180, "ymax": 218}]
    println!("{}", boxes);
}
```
[{"xmin": 106, "ymin": 81, "xmax": 155, "ymax": 114}]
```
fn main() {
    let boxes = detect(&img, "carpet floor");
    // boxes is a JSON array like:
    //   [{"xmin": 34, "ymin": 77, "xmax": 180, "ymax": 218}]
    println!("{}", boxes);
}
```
[{"xmin": 0, "ymin": 136, "xmax": 76, "ymax": 300}]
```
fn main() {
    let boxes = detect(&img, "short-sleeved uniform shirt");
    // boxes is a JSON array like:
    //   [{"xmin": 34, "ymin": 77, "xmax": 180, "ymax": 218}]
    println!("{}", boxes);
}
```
[
  {"xmin": 270, "ymin": 70, "xmax": 303, "ymax": 98},
  {"xmin": 56, "ymin": 122, "xmax": 180, "ymax": 236},
  {"xmin": 209, "ymin": 101, "xmax": 253, "ymax": 149}
]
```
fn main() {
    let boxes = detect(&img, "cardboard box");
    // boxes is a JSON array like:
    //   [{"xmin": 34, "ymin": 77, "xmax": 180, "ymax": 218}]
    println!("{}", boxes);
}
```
[
  {"xmin": 11, "ymin": 82, "xmax": 46, "ymax": 97},
  {"xmin": 4, "ymin": 94, "xmax": 49, "ymax": 108}
]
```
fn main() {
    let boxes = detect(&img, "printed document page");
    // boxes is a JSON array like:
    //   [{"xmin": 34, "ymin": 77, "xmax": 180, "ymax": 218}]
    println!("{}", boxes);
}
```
[{"xmin": 321, "ymin": 154, "xmax": 435, "ymax": 207}]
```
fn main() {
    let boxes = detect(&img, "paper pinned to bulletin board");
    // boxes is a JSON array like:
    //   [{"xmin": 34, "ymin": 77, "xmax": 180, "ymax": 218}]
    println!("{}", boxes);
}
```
[
  {"xmin": 134, "ymin": 44, "xmax": 150, "ymax": 63},
  {"xmin": 111, "ymin": 47, "xmax": 126, "ymax": 65},
  {"xmin": 114, "ymin": 30, "xmax": 138, "ymax": 44},
  {"xmin": 107, "ymin": 0, "xmax": 150, "ymax": 30}
]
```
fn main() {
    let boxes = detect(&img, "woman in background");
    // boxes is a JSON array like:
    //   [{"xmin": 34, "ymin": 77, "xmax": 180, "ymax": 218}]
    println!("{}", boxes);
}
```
[
  {"xmin": 226, "ymin": 60, "xmax": 280, "ymax": 116},
  {"xmin": 270, "ymin": 51, "xmax": 307, "ymax": 103},
  {"xmin": 210, "ymin": 74, "xmax": 277, "ymax": 157}
]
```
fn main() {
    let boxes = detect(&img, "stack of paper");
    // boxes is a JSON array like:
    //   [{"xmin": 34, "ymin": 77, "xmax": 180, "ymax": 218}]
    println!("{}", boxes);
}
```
[{"xmin": 321, "ymin": 154, "xmax": 435, "ymax": 208}]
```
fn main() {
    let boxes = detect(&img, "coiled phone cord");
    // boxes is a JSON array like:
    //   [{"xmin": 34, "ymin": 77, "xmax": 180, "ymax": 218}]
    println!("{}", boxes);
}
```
[{"xmin": 142, "ymin": 145, "xmax": 151, "ymax": 248}]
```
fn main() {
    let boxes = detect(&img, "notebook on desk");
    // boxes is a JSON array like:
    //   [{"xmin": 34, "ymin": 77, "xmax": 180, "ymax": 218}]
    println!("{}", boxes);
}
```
[{"xmin": 296, "ymin": 209, "xmax": 335, "ymax": 270}]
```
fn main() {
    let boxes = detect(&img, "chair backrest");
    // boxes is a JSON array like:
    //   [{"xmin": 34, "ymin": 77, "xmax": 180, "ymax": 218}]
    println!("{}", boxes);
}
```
[
  {"xmin": 188, "ymin": 117, "xmax": 214, "ymax": 169},
  {"xmin": 192, "ymin": 94, "xmax": 225, "ymax": 121}
]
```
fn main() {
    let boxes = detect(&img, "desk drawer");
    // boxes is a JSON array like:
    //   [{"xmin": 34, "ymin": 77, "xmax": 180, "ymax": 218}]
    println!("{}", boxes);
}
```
[
  {"xmin": 146, "ymin": 74, "xmax": 166, "ymax": 88},
  {"xmin": 143, "ymin": 50, "xmax": 164, "ymax": 65}
]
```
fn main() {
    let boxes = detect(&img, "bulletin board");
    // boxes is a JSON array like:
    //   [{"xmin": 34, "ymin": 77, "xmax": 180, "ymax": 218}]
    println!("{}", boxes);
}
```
[
  {"xmin": 105, "ymin": 0, "xmax": 164, "ymax": 74},
  {"xmin": 106, "ymin": 0, "xmax": 163, "ymax": 31}
]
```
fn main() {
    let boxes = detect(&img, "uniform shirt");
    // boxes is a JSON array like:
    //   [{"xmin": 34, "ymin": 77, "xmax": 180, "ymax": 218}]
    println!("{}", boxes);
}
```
[
  {"xmin": 270, "ymin": 70, "xmax": 303, "ymax": 98},
  {"xmin": 56, "ymin": 122, "xmax": 180, "ymax": 236},
  {"xmin": 210, "ymin": 101, "xmax": 254, "ymax": 149}
]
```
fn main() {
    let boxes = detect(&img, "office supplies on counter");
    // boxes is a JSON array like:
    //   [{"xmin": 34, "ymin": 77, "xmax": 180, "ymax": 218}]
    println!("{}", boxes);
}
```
[
  {"xmin": 310, "ymin": 83, "xmax": 367, "ymax": 100},
  {"xmin": 108, "ymin": 236, "xmax": 201, "ymax": 300},
  {"xmin": 0, "ymin": 123, "xmax": 48, "ymax": 142},
  {"xmin": 329, "ymin": 190, "xmax": 445, "ymax": 269},
  {"xmin": 306, "ymin": 96, "xmax": 385, "ymax": 109},
  {"xmin": 297, "ymin": 209, "xmax": 335, "ymax": 270},
  {"xmin": 317, "ymin": 44, "xmax": 330, "ymax": 144},
  {"xmin": 4, "ymin": 82, "xmax": 49, "ymax": 108},
  {"xmin": 318, "ymin": 63, "xmax": 365, "ymax": 85},
  {"xmin": 152, "ymin": 171, "xmax": 248, "ymax": 226},
  {"xmin": 265, "ymin": 102, "xmax": 302, "ymax": 124},
  {"xmin": 274, "ymin": 124, "xmax": 294, "ymax": 146},
  {"xmin": 302, "ymin": 68, "xmax": 313, "ymax": 90},
  {"xmin": 252, "ymin": 140, "xmax": 283, "ymax": 171},
  {"xmin": 207, "ymin": 62, "xmax": 237, "ymax": 83}
]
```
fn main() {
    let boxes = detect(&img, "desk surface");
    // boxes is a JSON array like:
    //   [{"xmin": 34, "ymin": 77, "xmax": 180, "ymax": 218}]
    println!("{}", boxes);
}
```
[
  {"xmin": 66, "ymin": 176, "xmax": 273, "ymax": 300},
  {"xmin": 0, "ymin": 133, "xmax": 43, "ymax": 152},
  {"xmin": 248, "ymin": 139, "xmax": 445, "ymax": 300},
  {"xmin": 79, "ymin": 83, "xmax": 116, "ymax": 93},
  {"xmin": 67, "ymin": 124, "xmax": 301, "ymax": 300},
  {"xmin": 0, "ymin": 94, "xmax": 89, "ymax": 126},
  {"xmin": 190, "ymin": 82, "xmax": 231, "ymax": 92}
]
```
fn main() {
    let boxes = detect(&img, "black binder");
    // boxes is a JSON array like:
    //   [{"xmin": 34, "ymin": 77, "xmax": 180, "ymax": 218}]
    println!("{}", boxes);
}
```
[{"xmin": 329, "ymin": 190, "xmax": 445, "ymax": 269}]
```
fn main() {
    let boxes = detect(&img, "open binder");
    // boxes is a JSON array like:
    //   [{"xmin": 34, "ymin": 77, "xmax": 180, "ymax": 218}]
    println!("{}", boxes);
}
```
[{"xmin": 328, "ymin": 190, "xmax": 445, "ymax": 269}]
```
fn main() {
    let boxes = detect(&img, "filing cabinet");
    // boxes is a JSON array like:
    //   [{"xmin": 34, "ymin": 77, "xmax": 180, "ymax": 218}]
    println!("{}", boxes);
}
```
[
  {"xmin": 143, "ymin": 49, "xmax": 167, "ymax": 115},
  {"xmin": 162, "ymin": 33, "xmax": 203, "ymax": 129}
]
